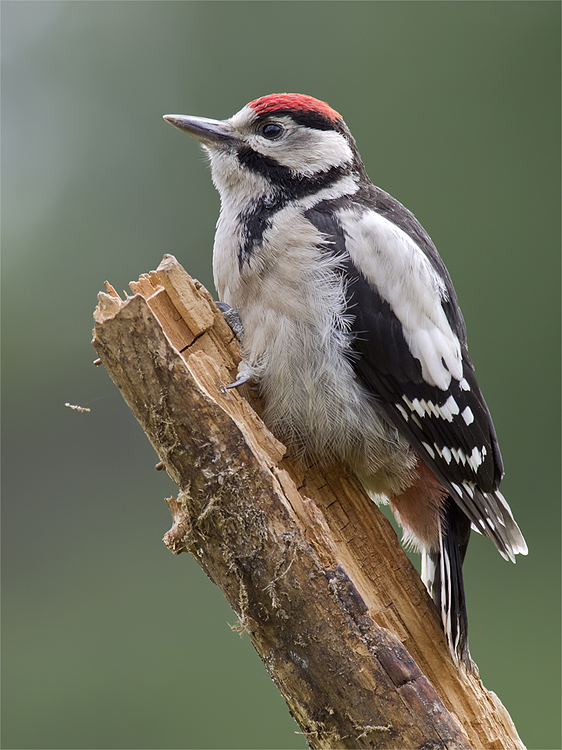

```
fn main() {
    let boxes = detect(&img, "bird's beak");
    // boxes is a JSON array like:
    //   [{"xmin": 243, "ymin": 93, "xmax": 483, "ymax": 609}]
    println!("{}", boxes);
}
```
[{"xmin": 163, "ymin": 114, "xmax": 234, "ymax": 146}]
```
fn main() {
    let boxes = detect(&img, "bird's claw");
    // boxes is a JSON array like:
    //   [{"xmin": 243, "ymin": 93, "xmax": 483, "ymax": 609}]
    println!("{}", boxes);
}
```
[
  {"xmin": 226, "ymin": 372, "xmax": 251, "ymax": 389},
  {"xmin": 216, "ymin": 301, "xmax": 250, "ymax": 388},
  {"xmin": 216, "ymin": 301, "xmax": 244, "ymax": 341}
]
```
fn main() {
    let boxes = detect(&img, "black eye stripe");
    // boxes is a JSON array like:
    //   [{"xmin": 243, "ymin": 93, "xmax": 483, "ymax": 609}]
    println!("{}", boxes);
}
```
[{"xmin": 237, "ymin": 146, "xmax": 352, "ymax": 192}]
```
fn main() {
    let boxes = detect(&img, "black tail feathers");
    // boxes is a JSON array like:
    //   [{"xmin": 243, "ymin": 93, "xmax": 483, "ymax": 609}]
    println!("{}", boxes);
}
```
[{"xmin": 428, "ymin": 497, "xmax": 475, "ymax": 671}]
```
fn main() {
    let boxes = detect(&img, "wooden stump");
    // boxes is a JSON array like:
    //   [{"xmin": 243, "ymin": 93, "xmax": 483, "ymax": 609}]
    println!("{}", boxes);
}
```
[{"xmin": 92, "ymin": 254, "xmax": 524, "ymax": 750}]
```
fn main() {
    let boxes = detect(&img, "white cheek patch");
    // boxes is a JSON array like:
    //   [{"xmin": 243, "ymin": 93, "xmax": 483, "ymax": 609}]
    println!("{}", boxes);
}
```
[
  {"xmin": 258, "ymin": 129, "xmax": 353, "ymax": 176},
  {"xmin": 229, "ymin": 107, "xmax": 354, "ymax": 176},
  {"xmin": 340, "ymin": 208, "xmax": 462, "ymax": 390},
  {"xmin": 236, "ymin": 115, "xmax": 354, "ymax": 176}
]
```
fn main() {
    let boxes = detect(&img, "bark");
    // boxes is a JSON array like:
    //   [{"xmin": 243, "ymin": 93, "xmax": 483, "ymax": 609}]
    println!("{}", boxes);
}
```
[{"xmin": 92, "ymin": 254, "xmax": 525, "ymax": 750}]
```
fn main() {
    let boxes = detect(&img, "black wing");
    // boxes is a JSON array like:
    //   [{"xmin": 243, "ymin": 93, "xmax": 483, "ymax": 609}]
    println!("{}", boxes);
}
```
[{"xmin": 305, "ymin": 196, "xmax": 526, "ymax": 560}]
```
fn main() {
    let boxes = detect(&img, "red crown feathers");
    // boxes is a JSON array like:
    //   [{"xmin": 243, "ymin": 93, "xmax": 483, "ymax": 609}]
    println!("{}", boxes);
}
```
[{"xmin": 248, "ymin": 94, "xmax": 341, "ymax": 123}]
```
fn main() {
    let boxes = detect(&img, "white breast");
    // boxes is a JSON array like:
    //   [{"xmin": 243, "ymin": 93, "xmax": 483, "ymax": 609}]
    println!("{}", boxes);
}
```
[{"xmin": 213, "ymin": 203, "xmax": 416, "ymax": 494}]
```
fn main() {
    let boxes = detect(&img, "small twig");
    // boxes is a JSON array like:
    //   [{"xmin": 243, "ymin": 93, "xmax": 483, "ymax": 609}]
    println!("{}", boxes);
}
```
[{"xmin": 64, "ymin": 402, "xmax": 91, "ymax": 413}]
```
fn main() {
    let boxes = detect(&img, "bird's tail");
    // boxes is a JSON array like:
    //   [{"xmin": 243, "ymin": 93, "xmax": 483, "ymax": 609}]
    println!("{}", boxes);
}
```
[{"xmin": 422, "ymin": 497, "xmax": 475, "ymax": 671}]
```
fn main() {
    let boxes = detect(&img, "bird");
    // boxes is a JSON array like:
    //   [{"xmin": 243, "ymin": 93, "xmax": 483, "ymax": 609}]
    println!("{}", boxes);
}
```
[{"xmin": 163, "ymin": 93, "xmax": 527, "ymax": 669}]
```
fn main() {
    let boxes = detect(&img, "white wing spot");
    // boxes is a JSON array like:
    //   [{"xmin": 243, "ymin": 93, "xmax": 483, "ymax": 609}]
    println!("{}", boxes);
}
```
[
  {"xmin": 459, "ymin": 378, "xmax": 471, "ymax": 391},
  {"xmin": 494, "ymin": 489, "xmax": 511, "ymax": 512},
  {"xmin": 396, "ymin": 403, "xmax": 409, "ymax": 421},
  {"xmin": 422, "ymin": 442, "xmax": 435, "ymax": 459},
  {"xmin": 411, "ymin": 414, "xmax": 423, "ymax": 429},
  {"xmin": 402, "ymin": 395, "xmax": 415, "ymax": 412},
  {"xmin": 440, "ymin": 395, "xmax": 460, "ymax": 421},
  {"xmin": 467, "ymin": 446, "xmax": 487, "ymax": 472},
  {"xmin": 425, "ymin": 400, "xmax": 440, "ymax": 418},
  {"xmin": 451, "ymin": 447, "xmax": 467, "ymax": 465},
  {"xmin": 461, "ymin": 481, "xmax": 475, "ymax": 498},
  {"xmin": 411, "ymin": 398, "xmax": 425, "ymax": 418},
  {"xmin": 462, "ymin": 406, "xmax": 474, "ymax": 425}
]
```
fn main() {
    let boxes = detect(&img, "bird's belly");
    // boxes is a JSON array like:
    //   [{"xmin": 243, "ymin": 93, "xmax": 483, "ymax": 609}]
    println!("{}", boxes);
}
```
[{"xmin": 248, "ymin": 321, "xmax": 417, "ymax": 497}]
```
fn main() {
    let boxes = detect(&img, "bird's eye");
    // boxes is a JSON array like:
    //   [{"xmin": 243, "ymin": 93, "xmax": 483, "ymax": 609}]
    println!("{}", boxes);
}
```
[{"xmin": 261, "ymin": 122, "xmax": 284, "ymax": 140}]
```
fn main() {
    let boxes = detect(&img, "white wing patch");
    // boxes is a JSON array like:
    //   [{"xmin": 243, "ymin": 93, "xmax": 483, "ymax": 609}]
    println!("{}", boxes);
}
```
[{"xmin": 339, "ymin": 207, "xmax": 462, "ymax": 390}]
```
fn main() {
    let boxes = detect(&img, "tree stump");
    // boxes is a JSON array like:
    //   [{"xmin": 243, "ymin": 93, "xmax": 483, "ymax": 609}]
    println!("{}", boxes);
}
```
[{"xmin": 92, "ymin": 254, "xmax": 524, "ymax": 750}]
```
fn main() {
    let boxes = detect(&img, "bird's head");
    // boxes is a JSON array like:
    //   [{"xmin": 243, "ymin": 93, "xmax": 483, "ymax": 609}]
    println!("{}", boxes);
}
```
[{"xmin": 164, "ymin": 94, "xmax": 367, "ymax": 201}]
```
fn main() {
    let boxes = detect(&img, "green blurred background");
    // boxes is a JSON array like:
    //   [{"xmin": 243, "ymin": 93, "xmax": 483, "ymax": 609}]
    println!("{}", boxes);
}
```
[{"xmin": 2, "ymin": 2, "xmax": 560, "ymax": 748}]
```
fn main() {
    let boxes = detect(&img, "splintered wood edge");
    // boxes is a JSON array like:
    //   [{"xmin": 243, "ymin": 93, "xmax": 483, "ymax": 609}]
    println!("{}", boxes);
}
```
[
  {"xmin": 92, "ymin": 255, "xmax": 526, "ymax": 750},
  {"xmin": 94, "ymin": 255, "xmax": 285, "ymax": 470}
]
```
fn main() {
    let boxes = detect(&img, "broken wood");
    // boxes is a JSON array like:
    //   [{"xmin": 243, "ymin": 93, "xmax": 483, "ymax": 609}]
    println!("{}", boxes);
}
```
[{"xmin": 92, "ymin": 254, "xmax": 524, "ymax": 750}]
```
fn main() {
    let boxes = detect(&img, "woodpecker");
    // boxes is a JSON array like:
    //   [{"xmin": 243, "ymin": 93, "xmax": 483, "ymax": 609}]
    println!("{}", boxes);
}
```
[{"xmin": 164, "ymin": 94, "xmax": 527, "ymax": 669}]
